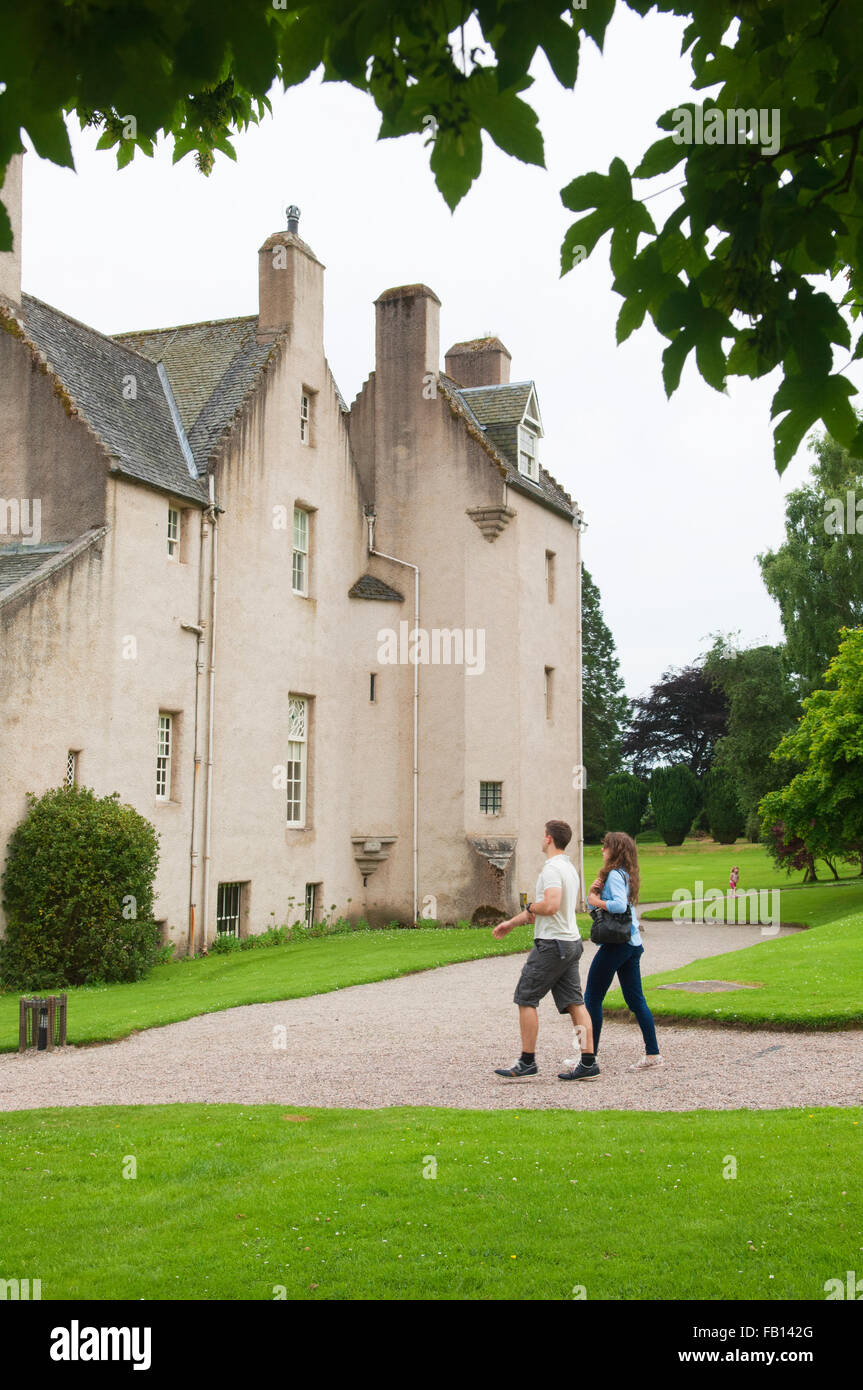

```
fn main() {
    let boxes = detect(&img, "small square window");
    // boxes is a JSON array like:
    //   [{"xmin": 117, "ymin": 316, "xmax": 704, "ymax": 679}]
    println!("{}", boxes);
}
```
[{"xmin": 480, "ymin": 781, "xmax": 502, "ymax": 815}]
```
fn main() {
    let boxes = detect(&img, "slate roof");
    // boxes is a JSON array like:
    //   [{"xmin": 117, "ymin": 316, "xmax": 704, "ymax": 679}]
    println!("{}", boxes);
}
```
[
  {"xmin": 439, "ymin": 376, "xmax": 574, "ymax": 520},
  {"xmin": 19, "ymin": 295, "xmax": 207, "ymax": 505},
  {"xmin": 0, "ymin": 543, "xmax": 67, "ymax": 595},
  {"xmin": 116, "ymin": 316, "xmax": 277, "ymax": 471},
  {"xmin": 348, "ymin": 574, "xmax": 404, "ymax": 601},
  {"xmin": 117, "ymin": 317, "xmax": 350, "ymax": 468},
  {"xmin": 0, "ymin": 530, "xmax": 109, "ymax": 609}
]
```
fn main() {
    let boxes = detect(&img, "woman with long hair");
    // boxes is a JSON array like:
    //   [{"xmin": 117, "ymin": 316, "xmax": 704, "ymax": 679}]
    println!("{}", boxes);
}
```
[{"xmin": 560, "ymin": 830, "xmax": 662, "ymax": 1079}]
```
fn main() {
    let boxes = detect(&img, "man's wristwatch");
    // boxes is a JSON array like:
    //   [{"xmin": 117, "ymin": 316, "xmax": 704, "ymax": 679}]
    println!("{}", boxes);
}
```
[{"xmin": 526, "ymin": 902, "xmax": 534, "ymax": 915}]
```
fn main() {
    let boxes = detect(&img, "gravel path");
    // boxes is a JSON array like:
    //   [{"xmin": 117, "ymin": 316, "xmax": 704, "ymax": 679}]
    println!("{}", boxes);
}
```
[{"xmin": 2, "ymin": 922, "xmax": 861, "ymax": 1113}]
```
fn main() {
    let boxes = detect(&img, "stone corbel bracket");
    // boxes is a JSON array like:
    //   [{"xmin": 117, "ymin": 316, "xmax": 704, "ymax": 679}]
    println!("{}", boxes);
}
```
[
  {"xmin": 469, "ymin": 836, "xmax": 517, "ymax": 873},
  {"xmin": 466, "ymin": 505, "xmax": 516, "ymax": 542},
  {"xmin": 352, "ymin": 836, "xmax": 397, "ymax": 885}
]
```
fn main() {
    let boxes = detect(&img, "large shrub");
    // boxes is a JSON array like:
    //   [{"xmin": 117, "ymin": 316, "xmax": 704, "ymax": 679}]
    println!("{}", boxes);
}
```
[
  {"xmin": 602, "ymin": 772, "xmax": 649, "ymax": 839},
  {"xmin": 650, "ymin": 765, "xmax": 702, "ymax": 846},
  {"xmin": 0, "ymin": 786, "xmax": 160, "ymax": 989},
  {"xmin": 702, "ymin": 766, "xmax": 746, "ymax": 844}
]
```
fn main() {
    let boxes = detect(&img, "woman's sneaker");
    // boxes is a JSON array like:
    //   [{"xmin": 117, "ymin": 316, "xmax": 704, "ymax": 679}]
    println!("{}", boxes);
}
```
[
  {"xmin": 494, "ymin": 1059, "xmax": 538, "ymax": 1079},
  {"xmin": 628, "ymin": 1054, "xmax": 664, "ymax": 1071}
]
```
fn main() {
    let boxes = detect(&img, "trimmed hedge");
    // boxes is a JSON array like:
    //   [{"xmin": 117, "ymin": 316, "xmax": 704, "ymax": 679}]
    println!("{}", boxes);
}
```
[
  {"xmin": 703, "ymin": 765, "xmax": 746, "ymax": 844},
  {"xmin": 602, "ymin": 772, "xmax": 649, "ymax": 839},
  {"xmin": 650, "ymin": 764, "xmax": 702, "ymax": 846},
  {"xmin": 0, "ymin": 786, "xmax": 160, "ymax": 989}
]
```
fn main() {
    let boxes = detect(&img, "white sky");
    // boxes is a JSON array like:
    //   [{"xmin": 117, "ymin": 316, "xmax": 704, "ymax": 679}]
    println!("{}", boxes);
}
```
[{"xmin": 18, "ymin": 6, "xmax": 854, "ymax": 697}]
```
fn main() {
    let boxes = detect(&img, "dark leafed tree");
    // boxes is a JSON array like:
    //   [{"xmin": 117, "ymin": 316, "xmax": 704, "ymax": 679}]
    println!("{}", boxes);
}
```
[
  {"xmin": 758, "ymin": 429, "xmax": 863, "ymax": 690},
  {"xmin": 623, "ymin": 664, "xmax": 728, "ymax": 780},
  {"xmin": 2, "ymin": 3, "xmax": 863, "ymax": 473},
  {"xmin": 581, "ymin": 568, "xmax": 630, "ymax": 840}
]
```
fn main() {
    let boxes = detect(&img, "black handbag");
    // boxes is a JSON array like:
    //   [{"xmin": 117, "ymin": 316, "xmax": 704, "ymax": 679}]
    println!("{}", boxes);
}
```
[{"xmin": 589, "ymin": 870, "xmax": 633, "ymax": 945}]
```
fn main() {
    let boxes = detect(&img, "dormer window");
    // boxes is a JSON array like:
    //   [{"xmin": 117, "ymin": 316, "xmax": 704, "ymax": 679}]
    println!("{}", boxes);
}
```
[{"xmin": 518, "ymin": 424, "xmax": 539, "ymax": 481}]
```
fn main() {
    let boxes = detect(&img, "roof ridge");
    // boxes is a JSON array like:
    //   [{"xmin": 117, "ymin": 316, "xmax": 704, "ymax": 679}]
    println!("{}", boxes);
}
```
[
  {"xmin": 458, "ymin": 380, "xmax": 534, "ymax": 392},
  {"xmin": 21, "ymin": 293, "xmax": 155, "ymax": 369},
  {"xmin": 114, "ymin": 313, "xmax": 258, "ymax": 340}
]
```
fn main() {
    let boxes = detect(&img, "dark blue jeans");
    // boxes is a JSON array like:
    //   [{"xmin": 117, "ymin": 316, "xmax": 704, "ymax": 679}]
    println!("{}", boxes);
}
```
[{"xmin": 585, "ymin": 942, "xmax": 659, "ymax": 1056}]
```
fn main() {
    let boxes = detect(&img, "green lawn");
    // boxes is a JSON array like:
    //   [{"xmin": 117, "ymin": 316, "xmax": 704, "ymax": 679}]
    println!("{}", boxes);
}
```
[
  {"xmin": 607, "ymin": 902, "xmax": 863, "ymax": 1029},
  {"xmin": 0, "ymin": 840, "xmax": 852, "ymax": 1050},
  {"xmin": 1, "ymin": 1103, "xmax": 859, "ymax": 1301},
  {"xmin": 641, "ymin": 877, "xmax": 863, "ymax": 926},
  {"xmin": 585, "ymin": 838, "xmax": 810, "ymax": 902},
  {"xmin": 0, "ymin": 923, "xmax": 549, "ymax": 1052}
]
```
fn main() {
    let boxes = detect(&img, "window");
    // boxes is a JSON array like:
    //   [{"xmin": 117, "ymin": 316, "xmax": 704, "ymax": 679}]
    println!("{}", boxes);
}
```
[
  {"xmin": 370, "ymin": 673, "xmax": 377, "ymax": 703},
  {"xmin": 518, "ymin": 424, "xmax": 539, "ymax": 481},
  {"xmin": 64, "ymin": 751, "xmax": 79, "ymax": 787},
  {"xmin": 480, "ymin": 781, "xmax": 502, "ymax": 815},
  {"xmin": 300, "ymin": 392, "xmax": 311, "ymax": 444},
  {"xmin": 544, "ymin": 667, "xmax": 554, "ymax": 721},
  {"xmin": 156, "ymin": 714, "xmax": 172, "ymax": 799},
  {"xmin": 167, "ymin": 507, "xmax": 180, "ymax": 558},
  {"xmin": 292, "ymin": 507, "xmax": 309, "ymax": 595},
  {"xmin": 216, "ymin": 882, "xmax": 242, "ymax": 937},
  {"xmin": 545, "ymin": 550, "xmax": 555, "ymax": 603},
  {"xmin": 287, "ymin": 696, "xmax": 308, "ymax": 827},
  {"xmin": 305, "ymin": 883, "xmax": 320, "ymax": 928}
]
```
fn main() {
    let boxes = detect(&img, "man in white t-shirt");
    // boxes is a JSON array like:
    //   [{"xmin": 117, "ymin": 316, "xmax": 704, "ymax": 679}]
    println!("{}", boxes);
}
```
[{"xmin": 491, "ymin": 819, "xmax": 599, "ymax": 1081}]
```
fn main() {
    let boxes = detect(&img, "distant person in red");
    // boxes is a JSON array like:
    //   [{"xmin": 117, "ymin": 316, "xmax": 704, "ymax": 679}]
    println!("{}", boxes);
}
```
[{"xmin": 729, "ymin": 865, "xmax": 740, "ymax": 898}]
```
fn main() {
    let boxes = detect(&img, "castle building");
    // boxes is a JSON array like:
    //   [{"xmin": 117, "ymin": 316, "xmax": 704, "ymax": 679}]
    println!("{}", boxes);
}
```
[{"xmin": 0, "ymin": 158, "xmax": 585, "ymax": 952}]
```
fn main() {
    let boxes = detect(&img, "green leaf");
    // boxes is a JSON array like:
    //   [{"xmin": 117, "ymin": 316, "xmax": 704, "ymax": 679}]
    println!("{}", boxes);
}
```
[
  {"xmin": 771, "ymin": 373, "xmax": 859, "ymax": 473},
  {"xmin": 22, "ymin": 106, "xmax": 74, "ymax": 168},
  {"xmin": 468, "ymin": 76, "xmax": 544, "ymax": 168},
  {"xmin": 430, "ymin": 125, "xmax": 483, "ymax": 211},
  {"xmin": 633, "ymin": 135, "xmax": 686, "ymax": 180}
]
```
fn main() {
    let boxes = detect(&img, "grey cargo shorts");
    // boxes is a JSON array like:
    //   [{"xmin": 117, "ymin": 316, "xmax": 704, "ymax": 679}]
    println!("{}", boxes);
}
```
[{"xmin": 513, "ymin": 937, "xmax": 585, "ymax": 1012}]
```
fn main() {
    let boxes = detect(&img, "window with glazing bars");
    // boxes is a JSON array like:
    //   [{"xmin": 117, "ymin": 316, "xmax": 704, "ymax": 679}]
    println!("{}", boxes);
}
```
[
  {"xmin": 292, "ymin": 507, "xmax": 309, "ymax": 594},
  {"xmin": 287, "ymin": 697, "xmax": 308, "ymax": 826},
  {"xmin": 300, "ymin": 393, "xmax": 310, "ymax": 443},
  {"xmin": 216, "ymin": 882, "xmax": 242, "ymax": 936},
  {"xmin": 156, "ymin": 714, "xmax": 172, "ymax": 799},
  {"xmin": 167, "ymin": 507, "xmax": 180, "ymax": 557},
  {"xmin": 65, "ymin": 751, "xmax": 78, "ymax": 787},
  {"xmin": 305, "ymin": 882, "xmax": 318, "ymax": 928},
  {"xmin": 480, "ymin": 781, "xmax": 502, "ymax": 814}
]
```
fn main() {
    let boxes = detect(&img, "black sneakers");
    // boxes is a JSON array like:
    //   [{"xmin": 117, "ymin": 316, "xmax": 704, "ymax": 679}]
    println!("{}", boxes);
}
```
[
  {"xmin": 558, "ymin": 1061, "xmax": 601, "ymax": 1081},
  {"xmin": 494, "ymin": 1059, "xmax": 539, "ymax": 1079}
]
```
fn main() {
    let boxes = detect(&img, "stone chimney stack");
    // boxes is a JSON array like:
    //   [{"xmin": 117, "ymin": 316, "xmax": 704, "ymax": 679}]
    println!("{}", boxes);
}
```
[
  {"xmin": 257, "ymin": 205, "xmax": 324, "ymax": 350},
  {"xmin": 374, "ymin": 284, "xmax": 441, "ymax": 397},
  {"xmin": 0, "ymin": 153, "xmax": 23, "ymax": 308},
  {"xmin": 445, "ymin": 337, "xmax": 511, "ymax": 387}
]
